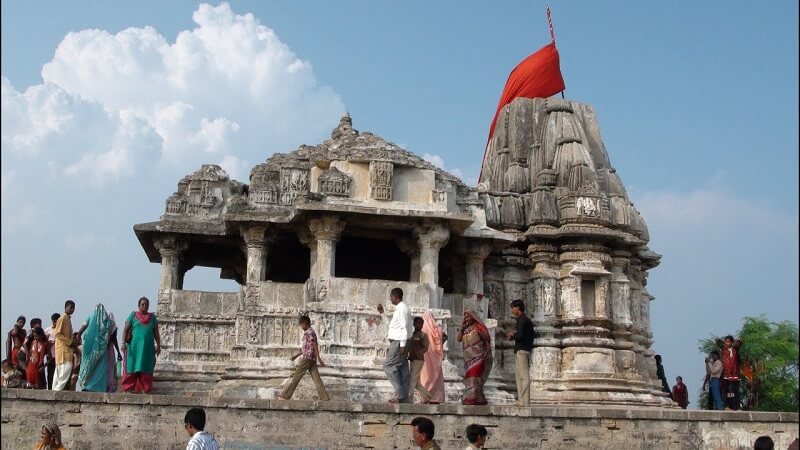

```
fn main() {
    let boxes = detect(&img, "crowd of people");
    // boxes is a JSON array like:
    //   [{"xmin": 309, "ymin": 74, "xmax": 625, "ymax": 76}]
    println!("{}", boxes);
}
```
[{"xmin": 3, "ymin": 296, "xmax": 161, "ymax": 395}]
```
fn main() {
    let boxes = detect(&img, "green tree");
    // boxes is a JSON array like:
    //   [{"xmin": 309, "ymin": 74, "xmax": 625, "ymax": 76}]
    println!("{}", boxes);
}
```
[{"xmin": 697, "ymin": 315, "xmax": 798, "ymax": 412}]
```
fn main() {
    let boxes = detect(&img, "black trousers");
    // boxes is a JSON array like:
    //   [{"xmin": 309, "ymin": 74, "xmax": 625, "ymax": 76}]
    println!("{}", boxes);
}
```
[
  {"xmin": 721, "ymin": 379, "xmax": 740, "ymax": 410},
  {"xmin": 46, "ymin": 359, "xmax": 56, "ymax": 390}
]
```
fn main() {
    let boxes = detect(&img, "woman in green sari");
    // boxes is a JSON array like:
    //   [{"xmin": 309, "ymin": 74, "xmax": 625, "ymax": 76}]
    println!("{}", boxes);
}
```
[
  {"xmin": 77, "ymin": 303, "xmax": 114, "ymax": 392},
  {"xmin": 121, "ymin": 297, "xmax": 161, "ymax": 394}
]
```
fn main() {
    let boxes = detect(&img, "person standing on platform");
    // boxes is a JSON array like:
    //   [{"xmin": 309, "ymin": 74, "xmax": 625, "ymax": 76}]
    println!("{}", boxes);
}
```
[
  {"xmin": 457, "ymin": 310, "xmax": 492, "ymax": 405},
  {"xmin": 705, "ymin": 350, "xmax": 724, "ymax": 410},
  {"xmin": 655, "ymin": 354, "xmax": 672, "ymax": 398},
  {"xmin": 420, "ymin": 310, "xmax": 446, "ymax": 404},
  {"xmin": 52, "ymin": 301, "xmax": 76, "ymax": 391},
  {"xmin": 505, "ymin": 300, "xmax": 533, "ymax": 406},
  {"xmin": 716, "ymin": 334, "xmax": 743, "ymax": 410},
  {"xmin": 44, "ymin": 313, "xmax": 60, "ymax": 390},
  {"xmin": 5, "ymin": 316, "xmax": 26, "ymax": 370},
  {"xmin": 671, "ymin": 376, "xmax": 689, "ymax": 409},
  {"xmin": 407, "ymin": 316, "xmax": 432, "ymax": 404},
  {"xmin": 378, "ymin": 287, "xmax": 413, "ymax": 403},
  {"xmin": 121, "ymin": 296, "xmax": 160, "ymax": 394}
]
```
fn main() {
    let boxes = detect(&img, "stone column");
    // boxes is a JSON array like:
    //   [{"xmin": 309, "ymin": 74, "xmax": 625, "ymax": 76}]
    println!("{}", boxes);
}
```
[
  {"xmin": 528, "ymin": 243, "xmax": 562, "ymax": 397},
  {"xmin": 397, "ymin": 238, "xmax": 421, "ymax": 282},
  {"xmin": 297, "ymin": 228, "xmax": 318, "ymax": 279},
  {"xmin": 308, "ymin": 216, "xmax": 345, "ymax": 279},
  {"xmin": 154, "ymin": 235, "xmax": 188, "ymax": 291},
  {"xmin": 609, "ymin": 253, "xmax": 632, "ymax": 330},
  {"xmin": 241, "ymin": 225, "xmax": 270, "ymax": 285},
  {"xmin": 464, "ymin": 241, "xmax": 492, "ymax": 296},
  {"xmin": 414, "ymin": 222, "xmax": 450, "ymax": 286}
]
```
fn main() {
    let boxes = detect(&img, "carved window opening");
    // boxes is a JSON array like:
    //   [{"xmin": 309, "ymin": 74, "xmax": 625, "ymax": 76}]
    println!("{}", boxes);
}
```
[
  {"xmin": 266, "ymin": 233, "xmax": 310, "ymax": 283},
  {"xmin": 580, "ymin": 279, "xmax": 596, "ymax": 317},
  {"xmin": 182, "ymin": 266, "xmax": 242, "ymax": 292},
  {"xmin": 335, "ymin": 235, "xmax": 410, "ymax": 281},
  {"xmin": 438, "ymin": 243, "xmax": 463, "ymax": 294}
]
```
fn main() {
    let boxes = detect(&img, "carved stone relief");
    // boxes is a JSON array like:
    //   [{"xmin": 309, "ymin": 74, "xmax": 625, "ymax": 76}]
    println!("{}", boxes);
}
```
[
  {"xmin": 280, "ymin": 167, "xmax": 309, "ymax": 205},
  {"xmin": 369, "ymin": 161, "xmax": 393, "ymax": 200},
  {"xmin": 318, "ymin": 167, "xmax": 352, "ymax": 197}
]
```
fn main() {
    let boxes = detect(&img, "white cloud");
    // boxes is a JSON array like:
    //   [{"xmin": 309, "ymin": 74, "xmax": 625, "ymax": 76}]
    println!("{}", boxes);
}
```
[
  {"xmin": 421, "ymin": 152, "xmax": 477, "ymax": 184},
  {"xmin": 632, "ymin": 183, "xmax": 797, "ymax": 234},
  {"xmin": 2, "ymin": 1, "xmax": 344, "ymax": 187},
  {"xmin": 217, "ymin": 155, "xmax": 250, "ymax": 182}
]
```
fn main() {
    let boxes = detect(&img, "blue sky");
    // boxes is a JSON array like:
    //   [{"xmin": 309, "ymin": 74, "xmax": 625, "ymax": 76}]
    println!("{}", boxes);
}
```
[{"xmin": 2, "ymin": 1, "xmax": 797, "ymax": 407}]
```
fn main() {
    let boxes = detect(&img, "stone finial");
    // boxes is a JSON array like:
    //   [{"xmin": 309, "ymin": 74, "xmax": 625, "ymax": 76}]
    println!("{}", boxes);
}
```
[{"xmin": 331, "ymin": 112, "xmax": 358, "ymax": 140}]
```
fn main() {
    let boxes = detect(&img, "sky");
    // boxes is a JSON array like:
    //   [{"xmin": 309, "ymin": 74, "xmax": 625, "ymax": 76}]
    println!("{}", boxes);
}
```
[{"xmin": 2, "ymin": 1, "xmax": 797, "ymax": 408}]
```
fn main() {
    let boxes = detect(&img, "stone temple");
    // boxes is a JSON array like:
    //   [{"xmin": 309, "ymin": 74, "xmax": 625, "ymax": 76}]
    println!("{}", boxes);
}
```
[{"xmin": 133, "ymin": 97, "xmax": 671, "ymax": 406}]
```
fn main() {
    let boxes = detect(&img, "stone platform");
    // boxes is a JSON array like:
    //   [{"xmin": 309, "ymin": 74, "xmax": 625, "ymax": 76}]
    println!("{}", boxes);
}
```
[{"xmin": 1, "ymin": 390, "xmax": 797, "ymax": 450}]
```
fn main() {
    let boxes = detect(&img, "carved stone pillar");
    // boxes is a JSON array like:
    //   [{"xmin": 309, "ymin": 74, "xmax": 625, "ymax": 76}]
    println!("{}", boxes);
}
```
[
  {"xmin": 308, "ymin": 216, "xmax": 345, "ymax": 279},
  {"xmin": 528, "ymin": 244, "xmax": 562, "ymax": 395},
  {"xmin": 609, "ymin": 254, "xmax": 632, "ymax": 330},
  {"xmin": 241, "ymin": 225, "xmax": 270, "ymax": 285},
  {"xmin": 397, "ymin": 238, "xmax": 421, "ymax": 282},
  {"xmin": 154, "ymin": 235, "xmax": 188, "ymax": 291},
  {"xmin": 414, "ymin": 222, "xmax": 450, "ymax": 286},
  {"xmin": 297, "ymin": 228, "xmax": 318, "ymax": 280},
  {"xmin": 464, "ymin": 241, "xmax": 492, "ymax": 296}
]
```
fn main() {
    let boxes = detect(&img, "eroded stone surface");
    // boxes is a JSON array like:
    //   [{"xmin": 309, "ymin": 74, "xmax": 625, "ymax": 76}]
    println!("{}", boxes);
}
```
[{"xmin": 2, "ymin": 390, "xmax": 797, "ymax": 450}]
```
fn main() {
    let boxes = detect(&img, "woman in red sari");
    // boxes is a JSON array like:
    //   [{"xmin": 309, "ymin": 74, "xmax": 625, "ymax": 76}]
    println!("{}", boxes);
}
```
[
  {"xmin": 457, "ymin": 310, "xmax": 493, "ymax": 405},
  {"xmin": 26, "ymin": 328, "xmax": 49, "ymax": 389}
]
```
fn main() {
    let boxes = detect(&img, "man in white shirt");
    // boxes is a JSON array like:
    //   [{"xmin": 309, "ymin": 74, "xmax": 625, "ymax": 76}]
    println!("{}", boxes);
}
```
[
  {"xmin": 377, "ymin": 287, "xmax": 413, "ymax": 403},
  {"xmin": 184, "ymin": 407, "xmax": 219, "ymax": 450},
  {"xmin": 44, "ymin": 313, "xmax": 60, "ymax": 390}
]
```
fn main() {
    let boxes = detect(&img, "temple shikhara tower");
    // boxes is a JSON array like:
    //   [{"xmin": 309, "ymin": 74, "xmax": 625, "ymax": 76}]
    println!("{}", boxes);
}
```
[{"xmin": 134, "ymin": 98, "xmax": 670, "ymax": 406}]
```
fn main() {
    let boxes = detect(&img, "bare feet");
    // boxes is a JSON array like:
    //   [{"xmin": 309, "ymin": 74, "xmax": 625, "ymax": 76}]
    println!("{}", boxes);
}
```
[
  {"xmin": 388, "ymin": 398, "xmax": 400, "ymax": 404},
  {"xmin": 275, "ymin": 395, "xmax": 287, "ymax": 401}
]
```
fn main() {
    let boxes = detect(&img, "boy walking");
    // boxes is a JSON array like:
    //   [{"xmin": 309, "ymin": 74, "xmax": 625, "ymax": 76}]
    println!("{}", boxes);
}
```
[
  {"xmin": 277, "ymin": 315, "xmax": 330, "ymax": 401},
  {"xmin": 407, "ymin": 316, "xmax": 432, "ymax": 404}
]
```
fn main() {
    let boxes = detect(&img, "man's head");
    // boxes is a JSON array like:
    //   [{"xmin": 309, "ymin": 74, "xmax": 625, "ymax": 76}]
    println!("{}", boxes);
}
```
[
  {"xmin": 138, "ymin": 297, "xmax": 150, "ymax": 313},
  {"xmin": 510, "ymin": 300, "xmax": 525, "ymax": 317},
  {"xmin": 754, "ymin": 435, "xmax": 775, "ymax": 450},
  {"xmin": 50, "ymin": 313, "xmax": 61, "ymax": 326},
  {"xmin": 465, "ymin": 424, "xmax": 488, "ymax": 447},
  {"xmin": 298, "ymin": 315, "xmax": 311, "ymax": 331},
  {"xmin": 413, "ymin": 317, "xmax": 424, "ymax": 332},
  {"xmin": 411, "ymin": 417, "xmax": 435, "ymax": 447},
  {"xmin": 654, "ymin": 355, "xmax": 662, "ymax": 364},
  {"xmin": 30, "ymin": 318, "xmax": 42, "ymax": 330},
  {"xmin": 724, "ymin": 335, "xmax": 735, "ymax": 348},
  {"xmin": 15, "ymin": 316, "xmax": 26, "ymax": 328},
  {"xmin": 390, "ymin": 288, "xmax": 403, "ymax": 305},
  {"xmin": 184, "ymin": 407, "xmax": 206, "ymax": 437},
  {"xmin": 676, "ymin": 376, "xmax": 683, "ymax": 384},
  {"xmin": 710, "ymin": 350, "xmax": 720, "ymax": 361},
  {"xmin": 64, "ymin": 300, "xmax": 75, "ymax": 315},
  {"xmin": 2, "ymin": 359, "xmax": 11, "ymax": 371}
]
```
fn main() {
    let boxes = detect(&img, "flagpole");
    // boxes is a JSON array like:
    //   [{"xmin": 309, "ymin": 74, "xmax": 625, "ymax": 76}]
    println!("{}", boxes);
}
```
[{"xmin": 547, "ymin": 5, "xmax": 565, "ymax": 98}]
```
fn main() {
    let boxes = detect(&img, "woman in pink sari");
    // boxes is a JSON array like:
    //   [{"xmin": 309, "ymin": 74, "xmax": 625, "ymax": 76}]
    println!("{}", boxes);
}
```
[
  {"xmin": 457, "ymin": 310, "xmax": 492, "ymax": 405},
  {"xmin": 419, "ymin": 310, "xmax": 446, "ymax": 403}
]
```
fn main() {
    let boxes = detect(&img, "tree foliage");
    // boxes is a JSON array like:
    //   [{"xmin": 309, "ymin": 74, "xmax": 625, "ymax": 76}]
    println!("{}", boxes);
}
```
[{"xmin": 697, "ymin": 315, "xmax": 798, "ymax": 412}]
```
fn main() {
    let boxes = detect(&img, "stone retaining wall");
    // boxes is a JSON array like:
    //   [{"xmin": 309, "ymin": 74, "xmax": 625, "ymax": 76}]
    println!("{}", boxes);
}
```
[{"xmin": 1, "ymin": 390, "xmax": 797, "ymax": 450}]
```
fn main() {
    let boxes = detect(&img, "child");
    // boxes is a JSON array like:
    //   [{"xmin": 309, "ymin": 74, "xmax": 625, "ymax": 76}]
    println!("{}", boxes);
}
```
[
  {"xmin": 26, "ymin": 328, "xmax": 49, "ymax": 389},
  {"xmin": 69, "ymin": 346, "xmax": 82, "ymax": 391},
  {"xmin": 2, "ymin": 359, "xmax": 22, "ymax": 388},
  {"xmin": 276, "ymin": 315, "xmax": 329, "ymax": 401},
  {"xmin": 407, "ymin": 316, "xmax": 432, "ymax": 404}
]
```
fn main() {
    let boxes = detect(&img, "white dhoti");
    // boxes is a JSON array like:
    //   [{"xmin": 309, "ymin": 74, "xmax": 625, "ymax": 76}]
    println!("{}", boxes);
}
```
[{"xmin": 52, "ymin": 362, "xmax": 73, "ymax": 391}]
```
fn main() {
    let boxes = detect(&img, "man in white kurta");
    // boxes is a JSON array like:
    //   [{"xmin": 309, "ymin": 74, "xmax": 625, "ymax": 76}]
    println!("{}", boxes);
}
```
[{"xmin": 378, "ymin": 287, "xmax": 413, "ymax": 403}]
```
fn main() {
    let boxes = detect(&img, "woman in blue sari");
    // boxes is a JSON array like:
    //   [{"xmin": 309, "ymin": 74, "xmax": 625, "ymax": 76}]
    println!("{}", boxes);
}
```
[{"xmin": 77, "ymin": 304, "xmax": 115, "ymax": 392}]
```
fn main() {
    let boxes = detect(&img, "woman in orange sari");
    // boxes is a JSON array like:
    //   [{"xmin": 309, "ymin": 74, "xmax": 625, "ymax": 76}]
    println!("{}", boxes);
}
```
[
  {"xmin": 457, "ymin": 310, "xmax": 493, "ymax": 405},
  {"xmin": 420, "ymin": 310, "xmax": 446, "ymax": 403},
  {"xmin": 26, "ymin": 328, "xmax": 49, "ymax": 389}
]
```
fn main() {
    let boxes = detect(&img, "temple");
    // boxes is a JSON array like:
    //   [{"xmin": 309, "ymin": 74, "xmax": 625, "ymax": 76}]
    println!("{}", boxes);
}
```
[{"xmin": 133, "ymin": 98, "xmax": 671, "ymax": 406}]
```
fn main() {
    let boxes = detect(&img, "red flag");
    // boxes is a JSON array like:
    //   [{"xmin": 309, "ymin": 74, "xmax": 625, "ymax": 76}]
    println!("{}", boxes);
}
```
[{"xmin": 487, "ymin": 42, "xmax": 565, "ymax": 142}]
